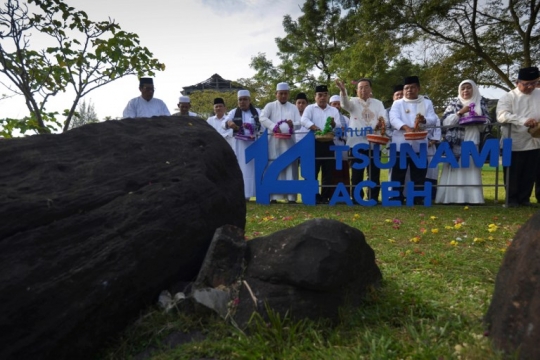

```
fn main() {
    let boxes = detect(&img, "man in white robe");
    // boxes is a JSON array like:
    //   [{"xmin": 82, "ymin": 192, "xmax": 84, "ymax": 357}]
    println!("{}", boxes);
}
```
[
  {"xmin": 123, "ymin": 77, "xmax": 170, "ymax": 118},
  {"xmin": 389, "ymin": 76, "xmax": 439, "ymax": 204},
  {"xmin": 497, "ymin": 66, "xmax": 540, "ymax": 207},
  {"xmin": 223, "ymin": 90, "xmax": 262, "ymax": 201},
  {"xmin": 173, "ymin": 96, "xmax": 199, "ymax": 117},
  {"xmin": 336, "ymin": 79, "xmax": 387, "ymax": 202},
  {"xmin": 206, "ymin": 97, "xmax": 235, "ymax": 152},
  {"xmin": 301, "ymin": 85, "xmax": 341, "ymax": 204},
  {"xmin": 260, "ymin": 82, "xmax": 301, "ymax": 203}
]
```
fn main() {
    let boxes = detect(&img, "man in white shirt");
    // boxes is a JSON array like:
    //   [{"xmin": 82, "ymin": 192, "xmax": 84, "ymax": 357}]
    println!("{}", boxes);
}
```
[
  {"xmin": 336, "ymin": 78, "xmax": 387, "ymax": 202},
  {"xmin": 206, "ymin": 97, "xmax": 235, "ymax": 151},
  {"xmin": 389, "ymin": 76, "xmax": 439, "ymax": 205},
  {"xmin": 260, "ymin": 82, "xmax": 302, "ymax": 203},
  {"xmin": 294, "ymin": 93, "xmax": 310, "ymax": 143},
  {"xmin": 123, "ymin": 77, "xmax": 170, "ymax": 118},
  {"xmin": 173, "ymin": 96, "xmax": 199, "ymax": 117},
  {"xmin": 301, "ymin": 85, "xmax": 341, "ymax": 204},
  {"xmin": 497, "ymin": 66, "xmax": 540, "ymax": 207},
  {"xmin": 329, "ymin": 94, "xmax": 351, "ymax": 200},
  {"xmin": 223, "ymin": 90, "xmax": 262, "ymax": 201}
]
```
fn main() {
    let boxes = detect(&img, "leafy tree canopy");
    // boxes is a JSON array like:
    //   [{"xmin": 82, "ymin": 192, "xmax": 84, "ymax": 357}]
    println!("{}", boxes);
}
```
[{"xmin": 0, "ymin": 0, "xmax": 165, "ymax": 136}]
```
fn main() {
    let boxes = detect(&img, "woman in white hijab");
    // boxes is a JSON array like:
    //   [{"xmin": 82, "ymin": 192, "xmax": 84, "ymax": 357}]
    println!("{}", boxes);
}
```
[{"xmin": 435, "ymin": 79, "xmax": 492, "ymax": 204}]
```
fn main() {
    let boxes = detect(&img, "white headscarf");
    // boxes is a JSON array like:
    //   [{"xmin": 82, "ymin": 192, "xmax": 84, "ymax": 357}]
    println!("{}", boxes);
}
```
[{"xmin": 458, "ymin": 79, "xmax": 483, "ymax": 115}]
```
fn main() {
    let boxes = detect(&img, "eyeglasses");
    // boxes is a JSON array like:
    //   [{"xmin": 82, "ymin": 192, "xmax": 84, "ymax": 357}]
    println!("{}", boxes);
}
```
[{"xmin": 519, "ymin": 81, "xmax": 538, "ymax": 88}]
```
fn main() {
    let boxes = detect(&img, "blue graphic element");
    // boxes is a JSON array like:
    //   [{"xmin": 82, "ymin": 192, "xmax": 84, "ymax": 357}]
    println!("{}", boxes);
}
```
[
  {"xmin": 405, "ymin": 182, "xmax": 432, "ymax": 206},
  {"xmin": 247, "ymin": 130, "xmax": 318, "ymax": 205},
  {"xmin": 461, "ymin": 138, "xmax": 502, "ymax": 167},
  {"xmin": 329, "ymin": 183, "xmax": 353, "ymax": 205},
  {"xmin": 247, "ymin": 133, "xmax": 512, "ymax": 206}
]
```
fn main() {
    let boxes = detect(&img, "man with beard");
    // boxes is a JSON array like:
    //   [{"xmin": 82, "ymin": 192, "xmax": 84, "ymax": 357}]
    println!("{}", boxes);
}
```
[
  {"xmin": 173, "ymin": 96, "xmax": 198, "ymax": 116},
  {"xmin": 260, "ymin": 82, "xmax": 302, "ymax": 203},
  {"xmin": 223, "ymin": 90, "xmax": 262, "ymax": 201}
]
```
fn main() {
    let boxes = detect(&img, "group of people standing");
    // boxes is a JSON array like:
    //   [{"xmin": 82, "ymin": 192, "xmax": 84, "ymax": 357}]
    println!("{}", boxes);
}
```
[{"xmin": 123, "ymin": 66, "xmax": 540, "ymax": 207}]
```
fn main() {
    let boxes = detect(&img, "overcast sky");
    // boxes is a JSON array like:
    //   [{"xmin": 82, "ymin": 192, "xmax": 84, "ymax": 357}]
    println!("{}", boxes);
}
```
[{"xmin": 1, "ymin": 0, "xmax": 304, "ymax": 120}]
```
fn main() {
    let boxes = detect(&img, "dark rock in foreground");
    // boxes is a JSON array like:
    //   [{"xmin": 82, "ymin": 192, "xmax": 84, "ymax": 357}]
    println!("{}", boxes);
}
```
[
  {"xmin": 0, "ymin": 117, "xmax": 245, "ymax": 359},
  {"xmin": 485, "ymin": 210, "xmax": 540, "ymax": 359},
  {"xmin": 233, "ymin": 218, "xmax": 382, "ymax": 325}
]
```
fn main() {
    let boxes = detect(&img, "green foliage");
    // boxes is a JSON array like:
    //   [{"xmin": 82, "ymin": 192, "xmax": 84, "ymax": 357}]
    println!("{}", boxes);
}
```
[
  {"xmin": 68, "ymin": 98, "xmax": 99, "ymax": 130},
  {"xmin": 351, "ymin": 0, "xmax": 540, "ymax": 91},
  {"xmin": 101, "ymin": 169, "xmax": 535, "ymax": 359},
  {"xmin": 0, "ymin": 110, "xmax": 61, "ymax": 137},
  {"xmin": 187, "ymin": 90, "xmax": 239, "ymax": 119},
  {"xmin": 244, "ymin": 0, "xmax": 539, "ymax": 109},
  {"xmin": 0, "ymin": 0, "xmax": 165, "ymax": 135}
]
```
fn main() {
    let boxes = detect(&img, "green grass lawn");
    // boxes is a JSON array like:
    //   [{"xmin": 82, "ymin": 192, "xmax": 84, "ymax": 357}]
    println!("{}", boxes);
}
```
[{"xmin": 103, "ymin": 187, "xmax": 537, "ymax": 359}]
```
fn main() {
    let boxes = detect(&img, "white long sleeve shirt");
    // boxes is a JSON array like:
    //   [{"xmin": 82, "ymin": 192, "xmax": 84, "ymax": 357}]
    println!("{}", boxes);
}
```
[
  {"xmin": 300, "ymin": 103, "xmax": 341, "ymax": 132},
  {"xmin": 389, "ymin": 97, "xmax": 439, "ymax": 152},
  {"xmin": 339, "ymin": 90, "xmax": 388, "ymax": 147},
  {"xmin": 260, "ymin": 100, "xmax": 302, "ymax": 133},
  {"xmin": 122, "ymin": 97, "xmax": 171, "ymax": 118},
  {"xmin": 497, "ymin": 88, "xmax": 540, "ymax": 151}
]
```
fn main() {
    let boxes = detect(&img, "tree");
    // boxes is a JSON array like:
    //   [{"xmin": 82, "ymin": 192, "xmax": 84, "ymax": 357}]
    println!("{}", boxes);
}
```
[
  {"xmin": 275, "ymin": 0, "xmax": 344, "ymax": 86},
  {"xmin": 68, "ymin": 98, "xmax": 98, "ymax": 129},
  {"xmin": 350, "ymin": 0, "xmax": 540, "ymax": 91},
  {"xmin": 187, "ymin": 90, "xmax": 239, "ymax": 119},
  {"xmin": 0, "ymin": 0, "xmax": 165, "ymax": 135}
]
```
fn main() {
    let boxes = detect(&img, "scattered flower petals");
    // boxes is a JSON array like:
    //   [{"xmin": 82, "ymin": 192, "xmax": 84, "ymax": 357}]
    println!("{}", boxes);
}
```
[
  {"xmin": 430, "ymin": 216, "xmax": 437, "ymax": 220},
  {"xmin": 410, "ymin": 236, "xmax": 421, "ymax": 243},
  {"xmin": 454, "ymin": 223, "xmax": 462, "ymax": 229},
  {"xmin": 450, "ymin": 240, "xmax": 458, "ymax": 246},
  {"xmin": 431, "ymin": 228, "xmax": 439, "ymax": 234},
  {"xmin": 464, "ymin": 206, "xmax": 469, "ymax": 210}
]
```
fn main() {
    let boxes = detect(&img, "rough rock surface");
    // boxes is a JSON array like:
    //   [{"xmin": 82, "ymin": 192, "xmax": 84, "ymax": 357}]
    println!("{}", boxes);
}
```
[
  {"xmin": 234, "ymin": 218, "xmax": 382, "ymax": 325},
  {"xmin": 0, "ymin": 117, "xmax": 245, "ymax": 359},
  {"xmin": 485, "ymin": 211, "xmax": 540, "ymax": 359}
]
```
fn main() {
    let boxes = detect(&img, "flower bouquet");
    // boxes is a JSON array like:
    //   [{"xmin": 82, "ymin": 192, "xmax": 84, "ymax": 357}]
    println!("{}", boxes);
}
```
[
  {"xmin": 315, "ymin": 117, "xmax": 335, "ymax": 142},
  {"xmin": 234, "ymin": 122, "xmax": 255, "ymax": 141},
  {"xmin": 273, "ymin": 120, "xmax": 293, "ymax": 139},
  {"xmin": 404, "ymin": 113, "xmax": 428, "ymax": 140},
  {"xmin": 367, "ymin": 116, "xmax": 390, "ymax": 145}
]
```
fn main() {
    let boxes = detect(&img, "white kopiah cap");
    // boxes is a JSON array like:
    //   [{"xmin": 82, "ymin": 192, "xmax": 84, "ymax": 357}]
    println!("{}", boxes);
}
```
[
  {"xmin": 276, "ymin": 82, "xmax": 290, "ymax": 91},
  {"xmin": 178, "ymin": 96, "xmax": 190, "ymax": 103},
  {"xmin": 237, "ymin": 90, "xmax": 251, "ymax": 98},
  {"xmin": 329, "ymin": 95, "xmax": 341, "ymax": 103}
]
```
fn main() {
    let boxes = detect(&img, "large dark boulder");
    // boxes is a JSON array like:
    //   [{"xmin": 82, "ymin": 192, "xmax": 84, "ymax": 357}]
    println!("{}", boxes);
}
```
[
  {"xmin": 234, "ymin": 218, "xmax": 382, "ymax": 325},
  {"xmin": 485, "ymin": 210, "xmax": 540, "ymax": 359},
  {"xmin": 0, "ymin": 117, "xmax": 245, "ymax": 359}
]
